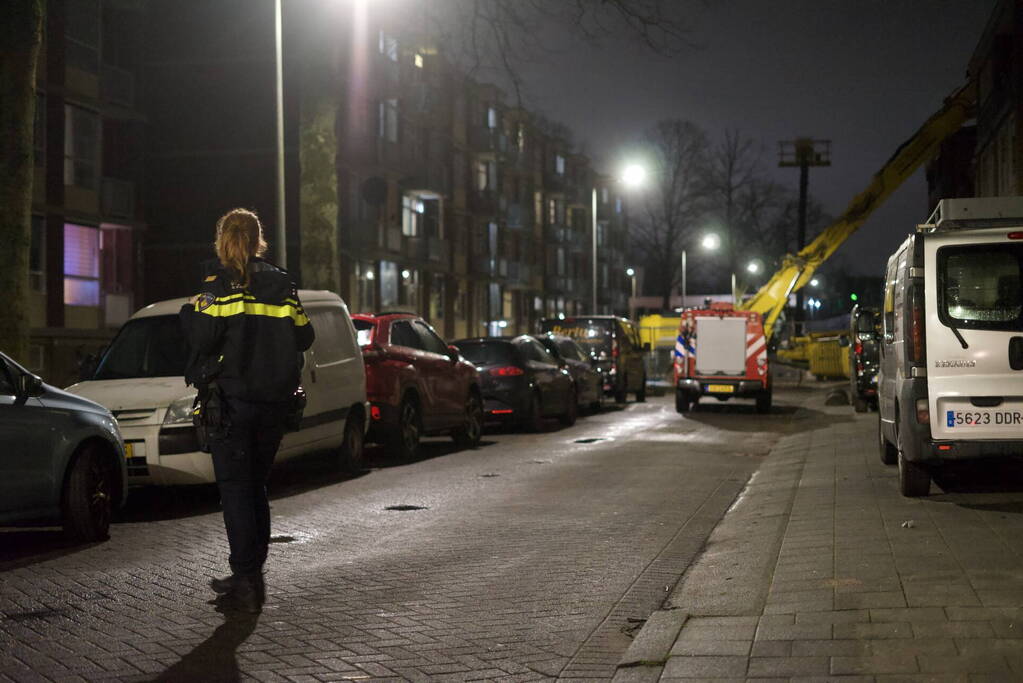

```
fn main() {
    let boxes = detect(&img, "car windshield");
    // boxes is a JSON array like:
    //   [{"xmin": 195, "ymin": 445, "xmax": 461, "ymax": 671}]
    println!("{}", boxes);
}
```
[
  {"xmin": 540, "ymin": 318, "xmax": 613, "ymax": 354},
  {"xmin": 939, "ymin": 244, "xmax": 1023, "ymax": 330},
  {"xmin": 93, "ymin": 315, "xmax": 189, "ymax": 380},
  {"xmin": 454, "ymin": 341, "xmax": 516, "ymax": 367},
  {"xmin": 353, "ymin": 319, "xmax": 375, "ymax": 346}
]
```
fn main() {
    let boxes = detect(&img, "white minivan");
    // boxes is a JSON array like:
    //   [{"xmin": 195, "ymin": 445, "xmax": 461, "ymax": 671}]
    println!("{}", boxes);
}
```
[
  {"xmin": 67, "ymin": 290, "xmax": 368, "ymax": 486},
  {"xmin": 878, "ymin": 197, "xmax": 1023, "ymax": 496}
]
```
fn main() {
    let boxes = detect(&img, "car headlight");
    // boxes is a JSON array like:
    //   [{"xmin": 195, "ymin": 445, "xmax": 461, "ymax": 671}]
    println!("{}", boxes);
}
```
[
  {"xmin": 871, "ymin": 374, "xmax": 879, "ymax": 386},
  {"xmin": 163, "ymin": 393, "xmax": 197, "ymax": 426}
]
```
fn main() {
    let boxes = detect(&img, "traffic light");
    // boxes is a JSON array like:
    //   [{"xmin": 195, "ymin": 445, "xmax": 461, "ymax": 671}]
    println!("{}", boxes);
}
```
[{"xmin": 850, "ymin": 293, "xmax": 859, "ymax": 302}]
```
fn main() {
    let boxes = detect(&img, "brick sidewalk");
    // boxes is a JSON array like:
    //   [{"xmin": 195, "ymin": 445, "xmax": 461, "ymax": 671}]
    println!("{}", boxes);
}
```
[{"xmin": 617, "ymin": 397, "xmax": 1023, "ymax": 681}]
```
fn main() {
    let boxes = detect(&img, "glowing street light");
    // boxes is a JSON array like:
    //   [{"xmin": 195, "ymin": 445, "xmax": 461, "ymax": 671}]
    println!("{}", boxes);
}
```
[
  {"xmin": 810, "ymin": 278, "xmax": 819, "ymax": 287},
  {"xmin": 621, "ymin": 163, "xmax": 647, "ymax": 189},
  {"xmin": 747, "ymin": 261, "xmax": 761, "ymax": 274},
  {"xmin": 701, "ymin": 233, "xmax": 721, "ymax": 251},
  {"xmin": 626, "ymin": 267, "xmax": 635, "ymax": 277}
]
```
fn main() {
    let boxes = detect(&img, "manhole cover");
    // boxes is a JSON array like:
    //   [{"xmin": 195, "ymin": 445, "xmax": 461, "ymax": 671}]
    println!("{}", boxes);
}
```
[
  {"xmin": 479, "ymin": 473, "xmax": 500, "ymax": 478},
  {"xmin": 385, "ymin": 505, "xmax": 428, "ymax": 511},
  {"xmin": 268, "ymin": 535, "xmax": 296, "ymax": 544},
  {"xmin": 573, "ymin": 437, "xmax": 609, "ymax": 444}
]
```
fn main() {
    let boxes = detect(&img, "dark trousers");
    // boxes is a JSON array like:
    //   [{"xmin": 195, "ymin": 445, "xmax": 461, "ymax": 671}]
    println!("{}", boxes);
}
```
[{"xmin": 210, "ymin": 397, "xmax": 287, "ymax": 577}]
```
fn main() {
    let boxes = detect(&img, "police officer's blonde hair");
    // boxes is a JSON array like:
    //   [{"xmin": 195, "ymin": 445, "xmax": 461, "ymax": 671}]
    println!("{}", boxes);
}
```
[{"xmin": 215, "ymin": 208, "xmax": 268, "ymax": 287}]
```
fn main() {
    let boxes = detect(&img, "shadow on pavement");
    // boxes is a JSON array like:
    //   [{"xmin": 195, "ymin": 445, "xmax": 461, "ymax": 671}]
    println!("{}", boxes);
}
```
[
  {"xmin": 0, "ymin": 528, "xmax": 98, "ymax": 569},
  {"xmin": 931, "ymin": 459, "xmax": 1023, "ymax": 507},
  {"xmin": 150, "ymin": 609, "xmax": 259, "ymax": 682},
  {"xmin": 685, "ymin": 404, "xmax": 854, "ymax": 433}
]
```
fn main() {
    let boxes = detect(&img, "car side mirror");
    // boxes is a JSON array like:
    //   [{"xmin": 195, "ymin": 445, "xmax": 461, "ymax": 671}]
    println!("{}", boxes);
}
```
[
  {"xmin": 446, "ymin": 345, "xmax": 460, "ymax": 362},
  {"xmin": 18, "ymin": 373, "xmax": 44, "ymax": 398},
  {"xmin": 838, "ymin": 336, "xmax": 850, "ymax": 348}
]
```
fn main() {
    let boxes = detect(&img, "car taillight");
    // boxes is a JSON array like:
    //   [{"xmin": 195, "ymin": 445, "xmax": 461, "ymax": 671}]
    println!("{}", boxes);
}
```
[
  {"xmin": 612, "ymin": 339, "xmax": 619, "ymax": 358},
  {"xmin": 908, "ymin": 284, "xmax": 925, "ymax": 364},
  {"xmin": 361, "ymin": 343, "xmax": 384, "ymax": 360},
  {"xmin": 854, "ymin": 341, "xmax": 863, "ymax": 357},
  {"xmin": 489, "ymin": 366, "xmax": 524, "ymax": 377},
  {"xmin": 371, "ymin": 405, "xmax": 381, "ymax": 420}
]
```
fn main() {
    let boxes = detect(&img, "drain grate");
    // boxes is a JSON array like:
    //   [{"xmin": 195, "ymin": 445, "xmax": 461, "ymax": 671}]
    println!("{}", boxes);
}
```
[
  {"xmin": 268, "ymin": 535, "xmax": 296, "ymax": 544},
  {"xmin": 573, "ymin": 437, "xmax": 609, "ymax": 444},
  {"xmin": 479, "ymin": 473, "xmax": 500, "ymax": 478},
  {"xmin": 385, "ymin": 505, "xmax": 428, "ymax": 511}
]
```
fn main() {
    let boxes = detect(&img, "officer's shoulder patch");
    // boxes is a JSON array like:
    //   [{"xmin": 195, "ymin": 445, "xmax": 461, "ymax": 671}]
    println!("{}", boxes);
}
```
[
  {"xmin": 196, "ymin": 292, "xmax": 217, "ymax": 312},
  {"xmin": 204, "ymin": 274, "xmax": 217, "ymax": 282}
]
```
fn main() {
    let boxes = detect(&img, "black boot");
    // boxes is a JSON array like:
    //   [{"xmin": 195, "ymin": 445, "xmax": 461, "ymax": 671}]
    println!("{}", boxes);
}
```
[
  {"xmin": 214, "ymin": 574, "xmax": 263, "ymax": 614},
  {"xmin": 209, "ymin": 574, "xmax": 240, "ymax": 595}
]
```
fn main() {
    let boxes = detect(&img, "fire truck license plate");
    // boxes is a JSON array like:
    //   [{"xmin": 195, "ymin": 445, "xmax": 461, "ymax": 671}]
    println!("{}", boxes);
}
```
[{"xmin": 705, "ymin": 384, "xmax": 734, "ymax": 393}]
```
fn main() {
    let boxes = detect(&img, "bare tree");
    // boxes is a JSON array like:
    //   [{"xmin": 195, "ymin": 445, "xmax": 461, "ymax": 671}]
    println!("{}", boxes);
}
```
[
  {"xmin": 631, "ymin": 120, "xmax": 710, "ymax": 309},
  {"xmin": 0, "ymin": 0, "xmax": 43, "ymax": 365}
]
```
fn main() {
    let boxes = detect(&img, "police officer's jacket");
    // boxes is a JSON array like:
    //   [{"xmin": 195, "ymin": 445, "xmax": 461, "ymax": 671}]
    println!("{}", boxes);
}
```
[{"xmin": 180, "ymin": 258, "xmax": 314, "ymax": 403}]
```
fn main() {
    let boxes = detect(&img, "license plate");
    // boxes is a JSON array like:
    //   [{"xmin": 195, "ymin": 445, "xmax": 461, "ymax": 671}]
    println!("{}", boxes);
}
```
[
  {"xmin": 946, "ymin": 410, "xmax": 1023, "ymax": 428},
  {"xmin": 705, "ymin": 384, "xmax": 734, "ymax": 393}
]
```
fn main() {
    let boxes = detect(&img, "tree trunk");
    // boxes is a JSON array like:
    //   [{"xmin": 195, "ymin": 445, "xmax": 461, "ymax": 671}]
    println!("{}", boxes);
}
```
[{"xmin": 0, "ymin": 0, "xmax": 43, "ymax": 365}]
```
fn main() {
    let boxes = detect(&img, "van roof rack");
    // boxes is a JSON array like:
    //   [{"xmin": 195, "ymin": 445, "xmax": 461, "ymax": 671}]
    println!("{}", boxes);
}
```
[{"xmin": 919, "ymin": 197, "xmax": 1023, "ymax": 232}]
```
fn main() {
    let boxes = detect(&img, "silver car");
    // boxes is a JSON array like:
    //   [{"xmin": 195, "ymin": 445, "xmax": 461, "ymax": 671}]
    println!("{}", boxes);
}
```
[{"xmin": 0, "ymin": 352, "xmax": 127, "ymax": 541}]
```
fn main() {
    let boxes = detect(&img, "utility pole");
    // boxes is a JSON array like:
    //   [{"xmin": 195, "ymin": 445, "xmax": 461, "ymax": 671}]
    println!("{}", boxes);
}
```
[{"xmin": 779, "ymin": 138, "xmax": 830, "ymax": 332}]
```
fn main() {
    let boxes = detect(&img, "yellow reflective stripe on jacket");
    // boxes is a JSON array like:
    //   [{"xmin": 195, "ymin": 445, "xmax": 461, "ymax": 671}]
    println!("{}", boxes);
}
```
[{"xmin": 197, "ymin": 295, "xmax": 310, "ymax": 325}]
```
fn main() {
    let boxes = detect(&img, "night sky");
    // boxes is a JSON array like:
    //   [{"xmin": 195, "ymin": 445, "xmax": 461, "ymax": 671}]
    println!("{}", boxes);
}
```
[{"xmin": 513, "ymin": 0, "xmax": 996, "ymax": 277}]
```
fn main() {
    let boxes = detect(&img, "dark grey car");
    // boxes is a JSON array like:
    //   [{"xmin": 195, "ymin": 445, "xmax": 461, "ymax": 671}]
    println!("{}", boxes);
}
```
[
  {"xmin": 533, "ymin": 333, "xmax": 603, "ymax": 412},
  {"xmin": 0, "ymin": 352, "xmax": 127, "ymax": 541}
]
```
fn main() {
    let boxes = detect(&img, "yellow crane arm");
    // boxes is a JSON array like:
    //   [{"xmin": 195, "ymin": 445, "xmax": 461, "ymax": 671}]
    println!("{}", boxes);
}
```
[{"xmin": 738, "ymin": 81, "xmax": 976, "ymax": 338}]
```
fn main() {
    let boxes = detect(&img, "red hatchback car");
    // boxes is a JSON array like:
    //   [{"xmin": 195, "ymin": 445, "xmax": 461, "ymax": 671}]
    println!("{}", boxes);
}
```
[{"xmin": 352, "ymin": 313, "xmax": 483, "ymax": 460}]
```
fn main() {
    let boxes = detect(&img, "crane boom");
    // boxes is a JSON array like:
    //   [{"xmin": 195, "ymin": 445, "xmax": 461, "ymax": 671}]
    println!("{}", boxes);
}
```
[{"xmin": 738, "ymin": 81, "xmax": 976, "ymax": 338}]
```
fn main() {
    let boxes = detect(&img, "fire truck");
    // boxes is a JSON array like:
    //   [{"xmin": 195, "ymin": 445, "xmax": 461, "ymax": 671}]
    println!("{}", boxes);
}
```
[{"xmin": 672, "ymin": 80, "xmax": 975, "ymax": 414}]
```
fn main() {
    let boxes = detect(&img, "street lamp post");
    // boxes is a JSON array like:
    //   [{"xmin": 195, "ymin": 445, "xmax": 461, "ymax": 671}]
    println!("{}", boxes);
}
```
[
  {"xmin": 591, "ymin": 188, "xmax": 598, "ymax": 313},
  {"xmin": 274, "ymin": 0, "xmax": 286, "ymax": 267},
  {"xmin": 626, "ymin": 267, "xmax": 637, "ymax": 319}
]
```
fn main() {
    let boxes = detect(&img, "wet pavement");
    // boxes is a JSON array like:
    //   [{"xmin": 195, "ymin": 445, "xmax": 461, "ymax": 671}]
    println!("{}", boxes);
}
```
[{"xmin": 1, "ymin": 388, "xmax": 802, "ymax": 682}]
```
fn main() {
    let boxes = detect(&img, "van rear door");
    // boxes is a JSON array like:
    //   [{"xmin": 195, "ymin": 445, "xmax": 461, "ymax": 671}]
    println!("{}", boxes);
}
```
[{"xmin": 925, "ymin": 228, "xmax": 1023, "ymax": 440}]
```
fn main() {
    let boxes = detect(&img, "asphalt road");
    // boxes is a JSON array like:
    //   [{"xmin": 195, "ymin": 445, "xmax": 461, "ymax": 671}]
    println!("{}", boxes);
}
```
[{"xmin": 1, "ymin": 388, "xmax": 807, "ymax": 682}]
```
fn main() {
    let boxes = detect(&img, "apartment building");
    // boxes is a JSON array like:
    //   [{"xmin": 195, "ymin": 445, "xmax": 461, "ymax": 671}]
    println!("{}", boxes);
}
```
[
  {"xmin": 29, "ymin": 0, "xmax": 147, "ymax": 385},
  {"xmin": 134, "ymin": 1, "xmax": 630, "ymax": 347}
]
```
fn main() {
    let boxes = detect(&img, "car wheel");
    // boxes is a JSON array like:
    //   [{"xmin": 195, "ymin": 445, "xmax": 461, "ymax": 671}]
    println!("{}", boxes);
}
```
[
  {"xmin": 895, "ymin": 415, "xmax": 929, "ymax": 496},
  {"xmin": 615, "ymin": 376, "xmax": 628, "ymax": 404},
  {"xmin": 853, "ymin": 395, "xmax": 868, "ymax": 413},
  {"xmin": 453, "ymin": 392, "xmax": 484, "ymax": 449},
  {"xmin": 559, "ymin": 386, "xmax": 578, "ymax": 426},
  {"xmin": 878, "ymin": 415, "xmax": 897, "ymax": 465},
  {"xmin": 755, "ymin": 390, "xmax": 772, "ymax": 414},
  {"xmin": 635, "ymin": 374, "xmax": 647, "ymax": 403},
  {"xmin": 339, "ymin": 411, "xmax": 365, "ymax": 472},
  {"xmin": 388, "ymin": 398, "xmax": 421, "ymax": 461},
  {"xmin": 62, "ymin": 445, "xmax": 114, "ymax": 543},
  {"xmin": 523, "ymin": 391, "xmax": 544, "ymax": 433},
  {"xmin": 675, "ymin": 390, "xmax": 689, "ymax": 414}
]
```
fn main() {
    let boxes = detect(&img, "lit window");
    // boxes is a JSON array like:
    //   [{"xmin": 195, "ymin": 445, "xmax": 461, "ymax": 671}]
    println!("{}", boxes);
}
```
[
  {"xmin": 379, "ymin": 31, "xmax": 398, "ymax": 61},
  {"xmin": 555, "ymin": 154, "xmax": 565, "ymax": 175},
  {"xmin": 615, "ymin": 197, "xmax": 623, "ymax": 214},
  {"xmin": 517, "ymin": 125, "xmax": 526, "ymax": 153},
  {"xmin": 548, "ymin": 199, "xmax": 556, "ymax": 225},
  {"xmin": 64, "ymin": 223, "xmax": 100, "ymax": 306},
  {"xmin": 378, "ymin": 99, "xmax": 398, "ymax": 142},
  {"xmin": 414, "ymin": 53, "xmax": 424, "ymax": 68},
  {"xmin": 601, "ymin": 187, "xmax": 609, "ymax": 204},
  {"xmin": 487, "ymin": 107, "xmax": 498, "ymax": 129},
  {"xmin": 402, "ymin": 195, "xmax": 424, "ymax": 236}
]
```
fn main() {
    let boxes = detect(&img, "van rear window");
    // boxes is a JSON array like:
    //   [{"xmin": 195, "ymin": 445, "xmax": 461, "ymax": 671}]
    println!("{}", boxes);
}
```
[{"xmin": 939, "ymin": 245, "xmax": 1023, "ymax": 331}]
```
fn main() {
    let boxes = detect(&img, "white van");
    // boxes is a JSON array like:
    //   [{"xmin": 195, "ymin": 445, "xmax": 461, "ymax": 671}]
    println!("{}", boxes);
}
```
[
  {"xmin": 878, "ymin": 197, "xmax": 1023, "ymax": 496},
  {"xmin": 66, "ymin": 290, "xmax": 368, "ymax": 486}
]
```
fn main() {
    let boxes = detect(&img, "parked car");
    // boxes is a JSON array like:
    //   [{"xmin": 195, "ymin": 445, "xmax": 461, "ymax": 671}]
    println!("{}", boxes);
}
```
[
  {"xmin": 538, "ymin": 316, "xmax": 647, "ymax": 403},
  {"xmin": 532, "ymin": 333, "xmax": 603, "ymax": 412},
  {"xmin": 878, "ymin": 197, "xmax": 1023, "ymax": 497},
  {"xmin": 0, "ymin": 351, "xmax": 127, "ymax": 541},
  {"xmin": 352, "ymin": 312, "xmax": 483, "ymax": 460},
  {"xmin": 846, "ymin": 305, "xmax": 880, "ymax": 412},
  {"xmin": 453, "ymin": 336, "xmax": 576, "ymax": 431},
  {"xmin": 67, "ymin": 290, "xmax": 369, "ymax": 485}
]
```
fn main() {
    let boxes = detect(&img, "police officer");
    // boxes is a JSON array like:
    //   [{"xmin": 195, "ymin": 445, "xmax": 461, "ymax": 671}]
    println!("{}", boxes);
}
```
[{"xmin": 180, "ymin": 208, "xmax": 314, "ymax": 613}]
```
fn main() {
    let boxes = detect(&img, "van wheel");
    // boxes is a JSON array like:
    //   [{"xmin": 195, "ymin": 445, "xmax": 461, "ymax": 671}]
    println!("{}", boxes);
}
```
[
  {"xmin": 339, "ymin": 412, "xmax": 365, "ymax": 472},
  {"xmin": 675, "ymin": 391, "xmax": 690, "ymax": 414},
  {"xmin": 755, "ymin": 390, "xmax": 772, "ymax": 414},
  {"xmin": 389, "ymin": 398, "xmax": 421, "ymax": 461},
  {"xmin": 63, "ymin": 446, "xmax": 114, "ymax": 543},
  {"xmin": 898, "ymin": 450, "xmax": 930, "ymax": 497},
  {"xmin": 452, "ymin": 392, "xmax": 483, "ymax": 449},
  {"xmin": 615, "ymin": 377, "xmax": 628, "ymax": 404},
  {"xmin": 635, "ymin": 375, "xmax": 647, "ymax": 403},
  {"xmin": 878, "ymin": 417, "xmax": 897, "ymax": 465},
  {"xmin": 853, "ymin": 396, "xmax": 868, "ymax": 413},
  {"xmin": 559, "ymin": 387, "xmax": 578, "ymax": 426}
]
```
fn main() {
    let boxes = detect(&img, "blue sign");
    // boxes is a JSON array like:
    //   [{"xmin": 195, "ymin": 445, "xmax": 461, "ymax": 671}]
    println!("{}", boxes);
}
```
[{"xmin": 946, "ymin": 410, "xmax": 955, "ymax": 428}]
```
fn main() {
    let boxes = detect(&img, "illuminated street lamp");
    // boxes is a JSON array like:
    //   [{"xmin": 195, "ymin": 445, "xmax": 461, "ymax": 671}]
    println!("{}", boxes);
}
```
[
  {"xmin": 747, "ymin": 261, "xmax": 761, "ymax": 274},
  {"xmin": 680, "ymin": 233, "xmax": 720, "ymax": 309},
  {"xmin": 621, "ymin": 163, "xmax": 647, "ymax": 189},
  {"xmin": 810, "ymin": 278, "xmax": 820, "ymax": 287},
  {"xmin": 593, "ymin": 164, "xmax": 648, "ymax": 312},
  {"xmin": 626, "ymin": 267, "xmax": 637, "ymax": 318}
]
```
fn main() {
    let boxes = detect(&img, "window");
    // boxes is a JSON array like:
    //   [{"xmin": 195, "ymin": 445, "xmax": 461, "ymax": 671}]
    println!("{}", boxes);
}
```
[
  {"xmin": 0, "ymin": 359, "xmax": 14, "ymax": 396},
  {"xmin": 557, "ymin": 248, "xmax": 565, "ymax": 276},
  {"xmin": 353, "ymin": 318, "xmax": 375, "ymax": 347},
  {"xmin": 601, "ymin": 187, "xmax": 609, "ymax": 204},
  {"xmin": 388, "ymin": 320, "xmax": 420, "ymax": 349},
  {"xmin": 402, "ymin": 195, "xmax": 424, "ymax": 236},
  {"xmin": 378, "ymin": 30, "xmax": 398, "ymax": 61},
  {"xmin": 517, "ymin": 338, "xmax": 556, "ymax": 365},
  {"xmin": 310, "ymin": 309, "xmax": 355, "ymax": 364},
  {"xmin": 377, "ymin": 99, "xmax": 398, "ymax": 143},
  {"xmin": 412, "ymin": 320, "xmax": 448, "ymax": 355},
  {"xmin": 66, "ymin": 0, "xmax": 99, "ymax": 73},
  {"xmin": 413, "ymin": 52, "xmax": 424, "ymax": 68},
  {"xmin": 555, "ymin": 154, "xmax": 565, "ymax": 175},
  {"xmin": 938, "ymin": 244, "xmax": 1023, "ymax": 330},
  {"xmin": 64, "ymin": 223, "xmax": 100, "ymax": 306},
  {"xmin": 93, "ymin": 315, "xmax": 187, "ymax": 379},
  {"xmin": 429, "ymin": 273, "xmax": 445, "ymax": 321},
  {"xmin": 65, "ymin": 105, "xmax": 100, "ymax": 190},
  {"xmin": 380, "ymin": 260, "xmax": 399, "ymax": 307},
  {"xmin": 615, "ymin": 197, "xmax": 623, "ymax": 214},
  {"xmin": 487, "ymin": 107, "xmax": 498, "ymax": 129},
  {"xmin": 548, "ymin": 198, "xmax": 556, "ymax": 225},
  {"xmin": 356, "ymin": 262, "xmax": 376, "ymax": 313},
  {"xmin": 476, "ymin": 159, "xmax": 496, "ymax": 191},
  {"xmin": 29, "ymin": 215, "xmax": 45, "ymax": 293},
  {"xmin": 517, "ymin": 125, "xmax": 526, "ymax": 153},
  {"xmin": 401, "ymin": 268, "xmax": 419, "ymax": 309}
]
